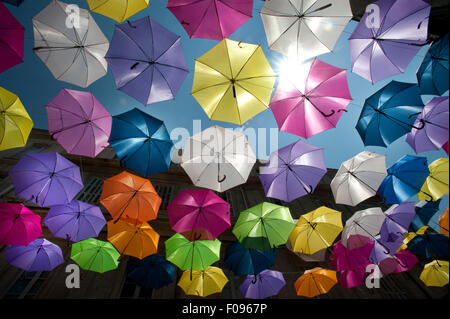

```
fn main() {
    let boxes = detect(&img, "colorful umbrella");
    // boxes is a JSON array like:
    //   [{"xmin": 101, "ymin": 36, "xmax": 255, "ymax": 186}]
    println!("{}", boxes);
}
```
[
  {"xmin": 294, "ymin": 268, "xmax": 338, "ymax": 298},
  {"xmin": 341, "ymin": 207, "xmax": 386, "ymax": 247},
  {"xmin": 168, "ymin": 0, "xmax": 253, "ymax": 41},
  {"xmin": 109, "ymin": 109, "xmax": 174, "ymax": 177},
  {"xmin": 259, "ymin": 139, "xmax": 327, "ymax": 202},
  {"xmin": 412, "ymin": 199, "xmax": 441, "ymax": 232},
  {"xmin": 408, "ymin": 233, "xmax": 449, "ymax": 258},
  {"xmin": 0, "ymin": 203, "xmax": 41, "ymax": 246},
  {"xmin": 420, "ymin": 260, "xmax": 449, "ymax": 287},
  {"xmin": 87, "ymin": 0, "xmax": 149, "ymax": 23},
  {"xmin": 178, "ymin": 266, "xmax": 229, "ymax": 297},
  {"xmin": 70, "ymin": 238, "xmax": 120, "ymax": 273},
  {"xmin": 286, "ymin": 237, "xmax": 328, "ymax": 262},
  {"xmin": 378, "ymin": 250, "xmax": 418, "ymax": 276},
  {"xmin": 0, "ymin": 2, "xmax": 24, "ymax": 74},
  {"xmin": 338, "ymin": 269, "xmax": 366, "ymax": 289},
  {"xmin": 379, "ymin": 202, "xmax": 416, "ymax": 244},
  {"xmin": 439, "ymin": 208, "xmax": 449, "ymax": 235},
  {"xmin": 192, "ymin": 38, "xmax": 277, "ymax": 125},
  {"xmin": 329, "ymin": 235, "xmax": 374, "ymax": 273},
  {"xmin": 46, "ymin": 89, "xmax": 112, "ymax": 158},
  {"xmin": 239, "ymin": 270, "xmax": 285, "ymax": 299},
  {"xmin": 127, "ymin": 254, "xmax": 176, "ymax": 289},
  {"xmin": 417, "ymin": 158, "xmax": 449, "ymax": 202},
  {"xmin": 9, "ymin": 152, "xmax": 84, "ymax": 207},
  {"xmin": 105, "ymin": 16, "xmax": 188, "ymax": 105}
]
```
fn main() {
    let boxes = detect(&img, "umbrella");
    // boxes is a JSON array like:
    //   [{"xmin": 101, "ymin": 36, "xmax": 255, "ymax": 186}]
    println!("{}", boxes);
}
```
[
  {"xmin": 5, "ymin": 238, "xmax": 64, "ymax": 272},
  {"xmin": 259, "ymin": 139, "xmax": 327, "ymax": 202},
  {"xmin": 270, "ymin": 58, "xmax": 352, "ymax": 139},
  {"xmin": 289, "ymin": 206, "xmax": 343, "ymax": 255},
  {"xmin": 191, "ymin": 38, "xmax": 277, "ymax": 125},
  {"xmin": 341, "ymin": 207, "xmax": 386, "ymax": 247},
  {"xmin": 178, "ymin": 266, "xmax": 229, "ymax": 297},
  {"xmin": 286, "ymin": 238, "xmax": 328, "ymax": 262},
  {"xmin": 356, "ymin": 81, "xmax": 425, "ymax": 148},
  {"xmin": 294, "ymin": 268, "xmax": 338, "ymax": 298},
  {"xmin": 260, "ymin": 0, "xmax": 353, "ymax": 62},
  {"xmin": 168, "ymin": 0, "xmax": 253, "ymax": 41},
  {"xmin": 379, "ymin": 202, "xmax": 416, "ymax": 244},
  {"xmin": 406, "ymin": 96, "xmax": 449, "ymax": 154},
  {"xmin": 417, "ymin": 158, "xmax": 449, "ymax": 202},
  {"xmin": 0, "ymin": 87, "xmax": 33, "ymax": 151},
  {"xmin": 100, "ymin": 171, "xmax": 161, "ymax": 223},
  {"xmin": 1, "ymin": 0, "xmax": 25, "ymax": 6},
  {"xmin": 378, "ymin": 155, "xmax": 430, "ymax": 204},
  {"xmin": 239, "ymin": 269, "xmax": 285, "ymax": 299},
  {"xmin": 32, "ymin": 0, "xmax": 109, "ymax": 88},
  {"xmin": 444, "ymin": 141, "xmax": 449, "ymax": 154},
  {"xmin": 412, "ymin": 199, "xmax": 442, "ymax": 232},
  {"xmin": 9, "ymin": 152, "xmax": 84, "ymax": 207},
  {"xmin": 224, "ymin": 241, "xmax": 278, "ymax": 276},
  {"xmin": 87, "ymin": 0, "xmax": 149, "ymax": 23},
  {"xmin": 348, "ymin": 0, "xmax": 430, "ymax": 84},
  {"xmin": 378, "ymin": 250, "xmax": 418, "ymax": 276},
  {"xmin": 439, "ymin": 208, "xmax": 449, "ymax": 235},
  {"xmin": 329, "ymin": 235, "xmax": 374, "ymax": 273},
  {"xmin": 0, "ymin": 2, "xmax": 24, "ymax": 74},
  {"xmin": 338, "ymin": 269, "xmax": 367, "ymax": 289},
  {"xmin": 43, "ymin": 200, "xmax": 106, "ymax": 243},
  {"xmin": 232, "ymin": 202, "xmax": 295, "ymax": 251},
  {"xmin": 70, "ymin": 238, "xmax": 120, "ymax": 273},
  {"xmin": 109, "ymin": 108, "xmax": 174, "ymax": 177},
  {"xmin": 420, "ymin": 260, "xmax": 449, "ymax": 287},
  {"xmin": 0, "ymin": 202, "xmax": 42, "ymax": 246},
  {"xmin": 181, "ymin": 125, "xmax": 256, "ymax": 192},
  {"xmin": 417, "ymin": 33, "xmax": 449, "ymax": 96},
  {"xmin": 105, "ymin": 16, "xmax": 188, "ymax": 105},
  {"xmin": 408, "ymin": 233, "xmax": 449, "ymax": 258},
  {"xmin": 46, "ymin": 89, "xmax": 112, "ymax": 158},
  {"xmin": 127, "ymin": 254, "xmax": 176, "ymax": 289},
  {"xmin": 369, "ymin": 233, "xmax": 404, "ymax": 264},
  {"xmin": 167, "ymin": 189, "xmax": 231, "ymax": 240},
  {"xmin": 397, "ymin": 227, "xmax": 428, "ymax": 252},
  {"xmin": 330, "ymin": 151, "xmax": 387, "ymax": 206}
]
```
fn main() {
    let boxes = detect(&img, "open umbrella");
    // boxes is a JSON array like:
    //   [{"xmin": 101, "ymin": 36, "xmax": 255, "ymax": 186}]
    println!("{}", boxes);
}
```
[
  {"xmin": 127, "ymin": 254, "xmax": 176, "ymax": 289},
  {"xmin": 259, "ymin": 139, "xmax": 327, "ymax": 202},
  {"xmin": 378, "ymin": 250, "xmax": 418, "ymax": 276},
  {"xmin": 420, "ymin": 260, "xmax": 449, "ymax": 287},
  {"xmin": 408, "ymin": 233, "xmax": 449, "ymax": 258},
  {"xmin": 369, "ymin": 233, "xmax": 404, "ymax": 264},
  {"xmin": 294, "ymin": 268, "xmax": 338, "ymax": 298},
  {"xmin": 87, "ymin": 0, "xmax": 149, "ymax": 23},
  {"xmin": 70, "ymin": 238, "xmax": 120, "ymax": 273},
  {"xmin": 239, "ymin": 270, "xmax": 285, "ymax": 299},
  {"xmin": 341, "ymin": 207, "xmax": 386, "ymax": 247},
  {"xmin": 338, "ymin": 269, "xmax": 367, "ymax": 289},
  {"xmin": 0, "ymin": 203, "xmax": 41, "ymax": 246},
  {"xmin": 46, "ymin": 89, "xmax": 112, "ymax": 158},
  {"xmin": 329, "ymin": 235, "xmax": 374, "ymax": 273},
  {"xmin": 0, "ymin": 2, "xmax": 24, "ymax": 74},
  {"xmin": 32, "ymin": 0, "xmax": 109, "ymax": 88},
  {"xmin": 417, "ymin": 158, "xmax": 449, "ymax": 202},
  {"xmin": 286, "ymin": 237, "xmax": 328, "ymax": 262},
  {"xmin": 380, "ymin": 202, "xmax": 416, "ymax": 244},
  {"xmin": 178, "ymin": 266, "xmax": 229, "ymax": 297},
  {"xmin": 412, "ymin": 200, "xmax": 442, "ymax": 232},
  {"xmin": 9, "ymin": 152, "xmax": 84, "ymax": 207},
  {"xmin": 1, "ymin": 0, "xmax": 25, "ymax": 6},
  {"xmin": 439, "ymin": 208, "xmax": 449, "ymax": 235},
  {"xmin": 192, "ymin": 38, "xmax": 277, "ymax": 125}
]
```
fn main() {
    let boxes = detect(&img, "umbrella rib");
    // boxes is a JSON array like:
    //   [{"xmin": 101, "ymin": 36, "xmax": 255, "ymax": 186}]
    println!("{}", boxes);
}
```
[
  {"xmin": 217, "ymin": 0, "xmax": 252, "ymax": 17},
  {"xmin": 378, "ymin": 7, "xmax": 430, "ymax": 40},
  {"xmin": 233, "ymin": 46, "xmax": 260, "ymax": 80},
  {"xmin": 117, "ymin": 26, "xmax": 151, "ymax": 61},
  {"xmin": 190, "ymin": 0, "xmax": 217, "ymax": 39},
  {"xmin": 154, "ymin": 65, "xmax": 176, "ymax": 97},
  {"xmin": 266, "ymin": 19, "xmax": 299, "ymax": 49}
]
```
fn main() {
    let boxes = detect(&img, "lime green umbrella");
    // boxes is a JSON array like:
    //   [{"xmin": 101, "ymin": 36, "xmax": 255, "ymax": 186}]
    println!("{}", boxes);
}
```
[
  {"xmin": 70, "ymin": 238, "xmax": 120, "ymax": 273},
  {"xmin": 232, "ymin": 202, "xmax": 295, "ymax": 251}
]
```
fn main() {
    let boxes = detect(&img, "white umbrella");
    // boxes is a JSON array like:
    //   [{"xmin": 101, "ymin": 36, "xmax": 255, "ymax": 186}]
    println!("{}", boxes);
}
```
[
  {"xmin": 32, "ymin": 0, "xmax": 109, "ymax": 88},
  {"xmin": 341, "ymin": 207, "xmax": 386, "ymax": 247},
  {"xmin": 260, "ymin": 0, "xmax": 353, "ymax": 62},
  {"xmin": 330, "ymin": 151, "xmax": 387, "ymax": 206},
  {"xmin": 181, "ymin": 125, "xmax": 256, "ymax": 192}
]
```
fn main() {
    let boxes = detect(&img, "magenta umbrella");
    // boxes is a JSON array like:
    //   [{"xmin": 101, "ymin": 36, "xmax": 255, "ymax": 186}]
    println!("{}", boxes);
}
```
[
  {"xmin": 378, "ymin": 250, "xmax": 418, "ymax": 276},
  {"xmin": 46, "ymin": 89, "xmax": 112, "ymax": 158},
  {"xmin": 0, "ymin": 2, "xmax": 24, "ymax": 74},
  {"xmin": 270, "ymin": 58, "xmax": 352, "ymax": 139},
  {"xmin": 0, "ymin": 202, "xmax": 42, "ymax": 246},
  {"xmin": 338, "ymin": 269, "xmax": 366, "ymax": 289},
  {"xmin": 330, "ymin": 235, "xmax": 374, "ymax": 273}
]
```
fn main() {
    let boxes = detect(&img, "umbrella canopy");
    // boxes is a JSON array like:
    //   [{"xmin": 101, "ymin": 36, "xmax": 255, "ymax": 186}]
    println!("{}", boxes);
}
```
[
  {"xmin": 0, "ymin": 87, "xmax": 33, "ymax": 151},
  {"xmin": 168, "ymin": 0, "xmax": 253, "ymax": 41},
  {"xmin": 0, "ymin": 203, "xmax": 41, "ymax": 246},
  {"xmin": 100, "ymin": 171, "xmax": 161, "ymax": 223},
  {"xmin": 43, "ymin": 200, "xmax": 106, "ymax": 243},
  {"xmin": 408, "ymin": 233, "xmax": 449, "ymax": 258},
  {"xmin": 338, "ymin": 269, "xmax": 367, "ymax": 289},
  {"xmin": 1, "ymin": 0, "xmax": 25, "ymax": 6},
  {"xmin": 270, "ymin": 58, "xmax": 352, "ymax": 139},
  {"xmin": 330, "ymin": 151, "xmax": 387, "ymax": 206},
  {"xmin": 380, "ymin": 202, "xmax": 416, "ymax": 244},
  {"xmin": 178, "ymin": 266, "xmax": 229, "ymax": 297},
  {"xmin": 32, "ymin": 0, "xmax": 109, "ymax": 88},
  {"xmin": 5, "ymin": 238, "xmax": 63, "ymax": 272},
  {"xmin": 420, "ymin": 260, "xmax": 449, "ymax": 287},
  {"xmin": 239, "ymin": 269, "xmax": 285, "ymax": 299},
  {"xmin": 9, "ymin": 152, "xmax": 84, "ymax": 207},
  {"xmin": 71, "ymin": 238, "xmax": 120, "ymax": 273},
  {"xmin": 46, "ymin": 89, "xmax": 112, "ymax": 158},
  {"xmin": 444, "ymin": 141, "xmax": 449, "ymax": 154},
  {"xmin": 329, "ymin": 235, "xmax": 374, "ymax": 273},
  {"xmin": 294, "ymin": 268, "xmax": 338, "ymax": 298},
  {"xmin": 192, "ymin": 38, "xmax": 277, "ymax": 125},
  {"xmin": 87, "ymin": 0, "xmax": 149, "ymax": 23},
  {"xmin": 286, "ymin": 238, "xmax": 328, "ymax": 262},
  {"xmin": 105, "ymin": 16, "xmax": 188, "ymax": 105},
  {"xmin": 348, "ymin": 0, "xmax": 430, "ymax": 84},
  {"xmin": 109, "ymin": 108, "xmax": 174, "ymax": 177},
  {"xmin": 341, "ymin": 207, "xmax": 386, "ymax": 247},
  {"xmin": 439, "ymin": 208, "xmax": 449, "ymax": 235},
  {"xmin": 127, "ymin": 254, "xmax": 176, "ymax": 289},
  {"xmin": 356, "ymin": 81, "xmax": 424, "ymax": 148},
  {"xmin": 233, "ymin": 202, "xmax": 295, "ymax": 251},
  {"xmin": 181, "ymin": 125, "xmax": 256, "ymax": 192},
  {"xmin": 378, "ymin": 250, "xmax": 418, "ymax": 276},
  {"xmin": 417, "ymin": 158, "xmax": 449, "ymax": 202},
  {"xmin": 259, "ymin": 139, "xmax": 327, "ymax": 202},
  {"xmin": 369, "ymin": 233, "xmax": 404, "ymax": 264},
  {"xmin": 412, "ymin": 200, "xmax": 442, "ymax": 232},
  {"xmin": 0, "ymin": 2, "xmax": 24, "ymax": 74}
]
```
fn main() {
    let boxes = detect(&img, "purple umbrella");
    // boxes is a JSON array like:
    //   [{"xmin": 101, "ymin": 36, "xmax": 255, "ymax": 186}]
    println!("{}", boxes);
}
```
[
  {"xmin": 105, "ymin": 16, "xmax": 189, "ymax": 105},
  {"xmin": 4, "ymin": 238, "xmax": 64, "ymax": 272},
  {"xmin": 239, "ymin": 270, "xmax": 285, "ymax": 299},
  {"xmin": 43, "ymin": 200, "xmax": 106, "ymax": 243},
  {"xmin": 380, "ymin": 202, "xmax": 416, "ymax": 243},
  {"xmin": 8, "ymin": 152, "xmax": 84, "ymax": 207},
  {"xmin": 259, "ymin": 140, "xmax": 327, "ymax": 202},
  {"xmin": 369, "ymin": 234, "xmax": 404, "ymax": 264}
]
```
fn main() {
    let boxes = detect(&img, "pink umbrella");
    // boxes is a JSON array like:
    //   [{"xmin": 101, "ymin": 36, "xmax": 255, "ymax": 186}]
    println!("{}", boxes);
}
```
[
  {"xmin": 0, "ymin": 2, "xmax": 24, "ymax": 74},
  {"xmin": 46, "ymin": 89, "xmax": 112, "ymax": 158},
  {"xmin": 378, "ymin": 250, "xmax": 418, "ymax": 276},
  {"xmin": 443, "ymin": 141, "xmax": 449, "ymax": 155},
  {"xmin": 339, "ymin": 268, "xmax": 366, "ymax": 289},
  {"xmin": 270, "ymin": 58, "xmax": 352, "ymax": 139},
  {"xmin": 330, "ymin": 235, "xmax": 374, "ymax": 273},
  {"xmin": 0, "ymin": 202, "xmax": 42, "ymax": 246}
]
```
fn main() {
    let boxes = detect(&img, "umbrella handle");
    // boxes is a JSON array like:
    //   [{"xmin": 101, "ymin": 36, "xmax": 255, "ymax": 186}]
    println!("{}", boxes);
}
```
[
  {"xmin": 411, "ymin": 119, "xmax": 426, "ymax": 131},
  {"xmin": 218, "ymin": 174, "xmax": 226, "ymax": 183},
  {"xmin": 381, "ymin": 242, "xmax": 391, "ymax": 255},
  {"xmin": 337, "ymin": 109, "xmax": 348, "ymax": 113},
  {"xmin": 251, "ymin": 276, "xmax": 257, "ymax": 284},
  {"xmin": 322, "ymin": 109, "xmax": 335, "ymax": 117},
  {"xmin": 127, "ymin": 20, "xmax": 136, "ymax": 28},
  {"xmin": 421, "ymin": 191, "xmax": 434, "ymax": 202}
]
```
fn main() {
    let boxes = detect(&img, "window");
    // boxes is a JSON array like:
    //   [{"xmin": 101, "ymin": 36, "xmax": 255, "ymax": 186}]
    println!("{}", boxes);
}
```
[
  {"xmin": 2, "ymin": 271, "xmax": 50, "ymax": 299},
  {"xmin": 74, "ymin": 176, "xmax": 104, "ymax": 205},
  {"xmin": 154, "ymin": 185, "xmax": 174, "ymax": 210}
]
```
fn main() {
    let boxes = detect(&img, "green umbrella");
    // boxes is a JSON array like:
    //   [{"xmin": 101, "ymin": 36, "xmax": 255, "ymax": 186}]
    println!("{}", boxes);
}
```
[
  {"xmin": 232, "ymin": 202, "xmax": 295, "ymax": 251},
  {"xmin": 70, "ymin": 238, "xmax": 120, "ymax": 273}
]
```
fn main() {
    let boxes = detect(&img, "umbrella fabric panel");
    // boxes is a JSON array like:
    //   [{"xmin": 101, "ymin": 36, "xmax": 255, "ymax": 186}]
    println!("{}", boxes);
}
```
[
  {"xmin": 0, "ymin": 2, "xmax": 24, "ymax": 74},
  {"xmin": 70, "ymin": 238, "xmax": 120, "ymax": 273},
  {"xmin": 417, "ymin": 158, "xmax": 449, "ymax": 201},
  {"xmin": 87, "ymin": 0, "xmax": 149, "ymax": 23},
  {"xmin": 178, "ymin": 266, "xmax": 229, "ymax": 297},
  {"xmin": 0, "ymin": 203, "xmax": 42, "ymax": 246}
]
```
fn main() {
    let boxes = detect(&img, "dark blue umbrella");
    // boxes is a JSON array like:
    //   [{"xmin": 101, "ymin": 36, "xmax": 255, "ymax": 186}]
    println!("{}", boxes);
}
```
[
  {"xmin": 1, "ymin": 0, "xmax": 24, "ymax": 6},
  {"xmin": 411, "ymin": 199, "xmax": 442, "ymax": 232},
  {"xmin": 408, "ymin": 233, "xmax": 449, "ymax": 258},
  {"xmin": 224, "ymin": 241, "xmax": 278, "ymax": 276},
  {"xmin": 127, "ymin": 254, "xmax": 176, "ymax": 289},
  {"xmin": 109, "ymin": 108, "xmax": 174, "ymax": 177}
]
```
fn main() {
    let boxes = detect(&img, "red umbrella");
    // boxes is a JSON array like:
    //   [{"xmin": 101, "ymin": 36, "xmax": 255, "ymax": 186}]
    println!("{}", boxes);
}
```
[{"xmin": 0, "ymin": 2, "xmax": 24, "ymax": 74}]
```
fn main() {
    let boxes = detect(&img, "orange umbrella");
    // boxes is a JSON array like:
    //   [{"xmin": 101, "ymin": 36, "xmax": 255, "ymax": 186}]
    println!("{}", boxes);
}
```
[
  {"xmin": 439, "ymin": 208, "xmax": 449, "ymax": 235},
  {"xmin": 294, "ymin": 267, "xmax": 337, "ymax": 298},
  {"xmin": 100, "ymin": 171, "xmax": 161, "ymax": 223},
  {"xmin": 107, "ymin": 219, "xmax": 159, "ymax": 259}
]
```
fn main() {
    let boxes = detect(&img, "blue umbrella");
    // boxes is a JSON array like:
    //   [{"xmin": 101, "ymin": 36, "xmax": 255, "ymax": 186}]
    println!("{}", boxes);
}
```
[
  {"xmin": 378, "ymin": 155, "xmax": 430, "ymax": 204},
  {"xmin": 411, "ymin": 199, "xmax": 442, "ymax": 232},
  {"xmin": 1, "ymin": 0, "xmax": 24, "ymax": 6},
  {"xmin": 109, "ymin": 108, "xmax": 174, "ymax": 177},
  {"xmin": 408, "ymin": 233, "xmax": 449, "ymax": 258},
  {"xmin": 127, "ymin": 254, "xmax": 176, "ymax": 289},
  {"xmin": 224, "ymin": 241, "xmax": 278, "ymax": 276},
  {"xmin": 356, "ymin": 81, "xmax": 424, "ymax": 148}
]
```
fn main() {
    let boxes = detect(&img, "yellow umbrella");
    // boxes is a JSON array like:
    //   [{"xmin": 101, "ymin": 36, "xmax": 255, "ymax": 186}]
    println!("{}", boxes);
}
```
[
  {"xmin": 192, "ymin": 38, "xmax": 277, "ymax": 125},
  {"xmin": 0, "ymin": 87, "xmax": 33, "ymax": 151},
  {"xmin": 420, "ymin": 260, "xmax": 449, "ymax": 287},
  {"xmin": 417, "ymin": 158, "xmax": 449, "ymax": 202},
  {"xmin": 289, "ymin": 206, "xmax": 343, "ymax": 255},
  {"xmin": 178, "ymin": 266, "xmax": 228, "ymax": 297},
  {"xmin": 294, "ymin": 268, "xmax": 337, "ymax": 298},
  {"xmin": 397, "ymin": 226, "xmax": 428, "ymax": 252},
  {"xmin": 87, "ymin": 0, "xmax": 149, "ymax": 23}
]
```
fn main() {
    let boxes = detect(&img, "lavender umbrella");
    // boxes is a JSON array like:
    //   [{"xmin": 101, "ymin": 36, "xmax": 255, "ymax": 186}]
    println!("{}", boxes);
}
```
[
  {"xmin": 369, "ymin": 234, "xmax": 404, "ymax": 264},
  {"xmin": 239, "ymin": 270, "xmax": 285, "ymax": 299},
  {"xmin": 380, "ymin": 202, "xmax": 416, "ymax": 244},
  {"xmin": 8, "ymin": 152, "xmax": 84, "ymax": 207}
]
